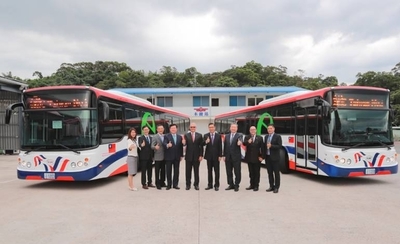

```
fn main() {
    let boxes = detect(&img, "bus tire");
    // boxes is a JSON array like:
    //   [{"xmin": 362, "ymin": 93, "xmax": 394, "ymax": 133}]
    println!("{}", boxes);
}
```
[{"xmin": 279, "ymin": 148, "xmax": 290, "ymax": 174}]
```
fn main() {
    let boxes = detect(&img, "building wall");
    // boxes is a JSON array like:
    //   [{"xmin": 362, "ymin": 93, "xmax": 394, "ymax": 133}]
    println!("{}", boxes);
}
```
[{"xmin": 0, "ymin": 91, "xmax": 21, "ymax": 153}]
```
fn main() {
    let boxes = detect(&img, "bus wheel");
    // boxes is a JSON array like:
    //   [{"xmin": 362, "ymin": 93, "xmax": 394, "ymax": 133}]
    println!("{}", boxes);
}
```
[{"xmin": 279, "ymin": 148, "xmax": 290, "ymax": 174}]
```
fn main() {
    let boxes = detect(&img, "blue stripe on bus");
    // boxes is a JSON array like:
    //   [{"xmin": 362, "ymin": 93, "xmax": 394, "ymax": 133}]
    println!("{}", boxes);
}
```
[
  {"xmin": 282, "ymin": 146, "xmax": 398, "ymax": 177},
  {"xmin": 18, "ymin": 149, "xmax": 129, "ymax": 181}
]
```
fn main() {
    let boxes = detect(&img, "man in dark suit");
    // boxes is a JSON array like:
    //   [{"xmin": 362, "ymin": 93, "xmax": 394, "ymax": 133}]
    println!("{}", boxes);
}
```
[
  {"xmin": 138, "ymin": 126, "xmax": 155, "ymax": 189},
  {"xmin": 243, "ymin": 126, "xmax": 264, "ymax": 191},
  {"xmin": 183, "ymin": 123, "xmax": 204, "ymax": 190},
  {"xmin": 223, "ymin": 123, "xmax": 243, "ymax": 192},
  {"xmin": 163, "ymin": 124, "xmax": 184, "ymax": 190},
  {"xmin": 264, "ymin": 124, "xmax": 282, "ymax": 193},
  {"xmin": 203, "ymin": 123, "xmax": 222, "ymax": 191}
]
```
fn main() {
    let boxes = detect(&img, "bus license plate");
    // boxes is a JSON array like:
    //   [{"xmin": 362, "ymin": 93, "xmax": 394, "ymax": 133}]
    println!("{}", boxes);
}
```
[
  {"xmin": 365, "ymin": 169, "xmax": 375, "ymax": 175},
  {"xmin": 44, "ymin": 173, "xmax": 55, "ymax": 179}
]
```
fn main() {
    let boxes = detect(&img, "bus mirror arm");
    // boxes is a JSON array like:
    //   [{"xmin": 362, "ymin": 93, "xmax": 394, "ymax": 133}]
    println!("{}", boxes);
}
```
[
  {"xmin": 315, "ymin": 98, "xmax": 332, "ymax": 119},
  {"xmin": 99, "ymin": 101, "xmax": 110, "ymax": 122},
  {"xmin": 5, "ymin": 102, "xmax": 24, "ymax": 124}
]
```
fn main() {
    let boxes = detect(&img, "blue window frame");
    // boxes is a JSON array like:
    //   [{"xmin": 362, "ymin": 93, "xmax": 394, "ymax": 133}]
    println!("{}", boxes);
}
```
[
  {"xmin": 229, "ymin": 96, "xmax": 246, "ymax": 106},
  {"xmin": 193, "ymin": 96, "xmax": 209, "ymax": 106}
]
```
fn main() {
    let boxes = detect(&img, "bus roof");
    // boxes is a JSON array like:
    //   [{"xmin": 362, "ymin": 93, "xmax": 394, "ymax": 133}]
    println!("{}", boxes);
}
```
[
  {"xmin": 214, "ymin": 86, "xmax": 389, "ymax": 119},
  {"xmin": 110, "ymin": 86, "xmax": 306, "ymax": 95},
  {"xmin": 24, "ymin": 85, "xmax": 190, "ymax": 119}
]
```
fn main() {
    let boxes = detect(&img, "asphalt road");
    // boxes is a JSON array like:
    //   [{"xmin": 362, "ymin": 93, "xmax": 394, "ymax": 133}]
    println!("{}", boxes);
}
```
[{"xmin": 1, "ymin": 146, "xmax": 400, "ymax": 244}]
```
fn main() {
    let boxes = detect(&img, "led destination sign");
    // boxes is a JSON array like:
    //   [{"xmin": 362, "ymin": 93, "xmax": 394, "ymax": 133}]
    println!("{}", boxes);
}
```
[
  {"xmin": 332, "ymin": 94, "xmax": 386, "ymax": 108},
  {"xmin": 26, "ymin": 96, "xmax": 89, "ymax": 109}
]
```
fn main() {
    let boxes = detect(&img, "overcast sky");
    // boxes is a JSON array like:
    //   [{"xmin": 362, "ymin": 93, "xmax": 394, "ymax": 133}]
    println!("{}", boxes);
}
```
[{"xmin": 1, "ymin": 0, "xmax": 399, "ymax": 84}]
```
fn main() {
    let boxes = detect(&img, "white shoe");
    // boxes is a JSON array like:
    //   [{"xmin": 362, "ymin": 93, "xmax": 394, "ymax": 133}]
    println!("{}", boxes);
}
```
[{"xmin": 129, "ymin": 187, "xmax": 138, "ymax": 191}]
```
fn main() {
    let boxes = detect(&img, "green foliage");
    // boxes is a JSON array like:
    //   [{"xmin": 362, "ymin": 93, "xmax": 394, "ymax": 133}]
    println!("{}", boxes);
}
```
[{"xmin": 5, "ymin": 60, "xmax": 400, "ymax": 123}]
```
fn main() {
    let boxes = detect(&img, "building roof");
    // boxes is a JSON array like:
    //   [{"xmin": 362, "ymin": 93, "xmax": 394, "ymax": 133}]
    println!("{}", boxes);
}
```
[
  {"xmin": 110, "ymin": 86, "xmax": 306, "ymax": 95},
  {"xmin": 0, "ymin": 76, "xmax": 28, "ymax": 93}
]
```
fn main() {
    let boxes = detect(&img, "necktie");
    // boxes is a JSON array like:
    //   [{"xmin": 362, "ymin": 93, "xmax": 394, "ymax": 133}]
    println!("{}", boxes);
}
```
[
  {"xmin": 160, "ymin": 134, "xmax": 164, "ymax": 143},
  {"xmin": 211, "ymin": 133, "xmax": 214, "ymax": 144},
  {"xmin": 230, "ymin": 133, "xmax": 235, "ymax": 144},
  {"xmin": 192, "ymin": 132, "xmax": 195, "ymax": 142},
  {"xmin": 267, "ymin": 135, "xmax": 272, "ymax": 155},
  {"xmin": 146, "ymin": 136, "xmax": 150, "ymax": 143},
  {"xmin": 253, "ymin": 136, "xmax": 255, "ymax": 142},
  {"xmin": 173, "ymin": 134, "xmax": 176, "ymax": 144}
]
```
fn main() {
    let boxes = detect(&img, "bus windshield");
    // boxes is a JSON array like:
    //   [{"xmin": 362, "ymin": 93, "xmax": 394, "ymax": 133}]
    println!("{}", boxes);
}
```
[
  {"xmin": 323, "ymin": 109, "xmax": 392, "ymax": 146},
  {"xmin": 21, "ymin": 110, "xmax": 98, "ymax": 150}
]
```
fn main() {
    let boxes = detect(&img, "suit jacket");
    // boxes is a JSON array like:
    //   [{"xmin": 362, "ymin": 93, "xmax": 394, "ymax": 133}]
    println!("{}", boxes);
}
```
[
  {"xmin": 243, "ymin": 135, "xmax": 265, "ymax": 163},
  {"xmin": 264, "ymin": 133, "xmax": 282, "ymax": 161},
  {"xmin": 223, "ymin": 133, "xmax": 243, "ymax": 161},
  {"xmin": 203, "ymin": 132, "xmax": 222, "ymax": 161},
  {"xmin": 151, "ymin": 133, "xmax": 165, "ymax": 161},
  {"xmin": 184, "ymin": 132, "xmax": 204, "ymax": 161},
  {"xmin": 163, "ymin": 133, "xmax": 184, "ymax": 161},
  {"xmin": 138, "ymin": 135, "xmax": 154, "ymax": 161}
]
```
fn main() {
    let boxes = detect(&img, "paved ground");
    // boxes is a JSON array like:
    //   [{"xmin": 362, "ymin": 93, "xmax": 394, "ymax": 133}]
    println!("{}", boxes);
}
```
[{"xmin": 1, "ymin": 152, "xmax": 400, "ymax": 244}]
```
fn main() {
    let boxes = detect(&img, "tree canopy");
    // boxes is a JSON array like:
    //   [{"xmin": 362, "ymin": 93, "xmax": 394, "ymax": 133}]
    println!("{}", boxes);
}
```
[{"xmin": 3, "ymin": 60, "xmax": 400, "ymax": 123}]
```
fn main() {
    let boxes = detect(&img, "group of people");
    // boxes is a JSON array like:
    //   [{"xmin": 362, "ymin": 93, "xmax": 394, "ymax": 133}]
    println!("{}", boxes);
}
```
[{"xmin": 126, "ymin": 122, "xmax": 282, "ymax": 193}]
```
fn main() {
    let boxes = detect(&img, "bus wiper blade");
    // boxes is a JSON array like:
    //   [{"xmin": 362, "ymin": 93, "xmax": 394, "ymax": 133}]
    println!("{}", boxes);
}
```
[
  {"xmin": 342, "ymin": 142, "xmax": 366, "ymax": 152},
  {"xmin": 25, "ymin": 146, "xmax": 47, "ymax": 154},
  {"xmin": 56, "ymin": 144, "xmax": 81, "ymax": 154},
  {"xmin": 371, "ymin": 140, "xmax": 391, "ymax": 150}
]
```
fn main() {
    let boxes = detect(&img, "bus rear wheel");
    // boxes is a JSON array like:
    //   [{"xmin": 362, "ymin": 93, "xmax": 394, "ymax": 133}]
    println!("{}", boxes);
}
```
[{"xmin": 279, "ymin": 148, "xmax": 290, "ymax": 174}]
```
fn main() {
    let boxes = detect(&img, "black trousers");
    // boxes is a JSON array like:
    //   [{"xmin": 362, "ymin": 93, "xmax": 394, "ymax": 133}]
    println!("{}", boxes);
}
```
[
  {"xmin": 225, "ymin": 156, "xmax": 241, "ymax": 187},
  {"xmin": 166, "ymin": 160, "xmax": 180, "ymax": 187},
  {"xmin": 140, "ymin": 159, "xmax": 153, "ymax": 186},
  {"xmin": 265, "ymin": 156, "xmax": 280, "ymax": 189},
  {"xmin": 185, "ymin": 160, "xmax": 200, "ymax": 187},
  {"xmin": 154, "ymin": 160, "xmax": 166, "ymax": 187},
  {"xmin": 247, "ymin": 162, "xmax": 261, "ymax": 188},
  {"xmin": 207, "ymin": 159, "xmax": 220, "ymax": 187}
]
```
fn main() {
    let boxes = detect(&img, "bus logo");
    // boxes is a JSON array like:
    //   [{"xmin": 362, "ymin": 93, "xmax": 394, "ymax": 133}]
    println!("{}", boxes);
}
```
[
  {"xmin": 256, "ymin": 112, "xmax": 274, "ymax": 135},
  {"xmin": 141, "ymin": 112, "xmax": 156, "ymax": 134}
]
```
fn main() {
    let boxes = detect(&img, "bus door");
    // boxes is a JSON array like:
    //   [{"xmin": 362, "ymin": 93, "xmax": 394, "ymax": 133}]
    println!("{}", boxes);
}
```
[{"xmin": 295, "ymin": 108, "xmax": 318, "ymax": 170}]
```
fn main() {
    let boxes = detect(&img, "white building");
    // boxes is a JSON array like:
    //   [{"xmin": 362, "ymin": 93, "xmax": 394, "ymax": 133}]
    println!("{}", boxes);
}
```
[{"xmin": 111, "ymin": 86, "xmax": 306, "ymax": 133}]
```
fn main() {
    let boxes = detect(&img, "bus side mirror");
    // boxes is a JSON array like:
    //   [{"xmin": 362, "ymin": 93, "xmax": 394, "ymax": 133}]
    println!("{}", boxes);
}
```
[
  {"xmin": 5, "ymin": 102, "xmax": 24, "ymax": 124},
  {"xmin": 99, "ymin": 101, "xmax": 109, "ymax": 122}
]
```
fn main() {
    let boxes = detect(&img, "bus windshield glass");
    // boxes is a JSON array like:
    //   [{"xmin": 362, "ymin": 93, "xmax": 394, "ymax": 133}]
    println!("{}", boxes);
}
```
[
  {"xmin": 323, "ymin": 109, "xmax": 392, "ymax": 146},
  {"xmin": 21, "ymin": 110, "xmax": 98, "ymax": 150}
]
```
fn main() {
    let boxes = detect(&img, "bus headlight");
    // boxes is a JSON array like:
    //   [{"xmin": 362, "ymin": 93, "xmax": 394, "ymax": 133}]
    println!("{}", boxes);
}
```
[
  {"xmin": 390, "ymin": 156, "xmax": 395, "ymax": 162},
  {"xmin": 84, "ymin": 162, "xmax": 88, "ymax": 167},
  {"xmin": 26, "ymin": 162, "xmax": 31, "ymax": 168},
  {"xmin": 339, "ymin": 158, "xmax": 345, "ymax": 164},
  {"xmin": 346, "ymin": 159, "xmax": 352, "ymax": 165},
  {"xmin": 22, "ymin": 161, "xmax": 26, "ymax": 167},
  {"xmin": 71, "ymin": 162, "xmax": 76, "ymax": 168},
  {"xmin": 77, "ymin": 161, "xmax": 83, "ymax": 167}
]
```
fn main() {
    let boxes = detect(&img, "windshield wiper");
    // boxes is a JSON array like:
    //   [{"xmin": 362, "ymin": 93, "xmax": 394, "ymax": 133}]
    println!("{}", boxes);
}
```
[
  {"xmin": 371, "ymin": 140, "xmax": 391, "ymax": 150},
  {"xmin": 342, "ymin": 142, "xmax": 366, "ymax": 152},
  {"xmin": 56, "ymin": 143, "xmax": 81, "ymax": 154},
  {"xmin": 24, "ymin": 146, "xmax": 47, "ymax": 154}
]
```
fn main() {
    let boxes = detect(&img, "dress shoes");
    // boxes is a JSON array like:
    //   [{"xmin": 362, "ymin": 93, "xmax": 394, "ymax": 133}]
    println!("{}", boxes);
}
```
[
  {"xmin": 156, "ymin": 186, "xmax": 162, "ymax": 190},
  {"xmin": 166, "ymin": 186, "xmax": 171, "ymax": 190},
  {"xmin": 186, "ymin": 186, "xmax": 190, "ymax": 190},
  {"xmin": 266, "ymin": 187, "xmax": 274, "ymax": 192},
  {"xmin": 234, "ymin": 186, "xmax": 239, "ymax": 192},
  {"xmin": 225, "ymin": 186, "xmax": 234, "ymax": 190},
  {"xmin": 245, "ymin": 186, "xmax": 254, "ymax": 190},
  {"xmin": 194, "ymin": 186, "xmax": 199, "ymax": 190},
  {"xmin": 273, "ymin": 188, "xmax": 279, "ymax": 193},
  {"xmin": 215, "ymin": 187, "xmax": 219, "ymax": 191},
  {"xmin": 205, "ymin": 186, "xmax": 213, "ymax": 190},
  {"xmin": 148, "ymin": 184, "xmax": 156, "ymax": 188},
  {"xmin": 253, "ymin": 187, "xmax": 259, "ymax": 191},
  {"xmin": 161, "ymin": 183, "xmax": 167, "ymax": 187},
  {"xmin": 142, "ymin": 185, "xmax": 149, "ymax": 189},
  {"xmin": 173, "ymin": 186, "xmax": 180, "ymax": 190}
]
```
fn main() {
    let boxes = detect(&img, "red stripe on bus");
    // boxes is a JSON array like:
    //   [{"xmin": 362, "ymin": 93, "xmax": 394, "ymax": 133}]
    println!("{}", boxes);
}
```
[{"xmin": 109, "ymin": 164, "xmax": 128, "ymax": 176}]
